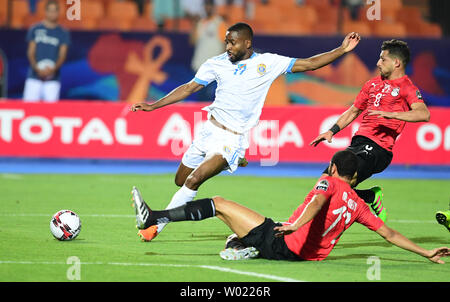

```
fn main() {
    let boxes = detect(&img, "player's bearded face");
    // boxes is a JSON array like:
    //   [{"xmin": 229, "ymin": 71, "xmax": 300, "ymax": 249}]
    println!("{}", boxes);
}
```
[
  {"xmin": 377, "ymin": 50, "xmax": 395, "ymax": 79},
  {"xmin": 225, "ymin": 31, "xmax": 249, "ymax": 63}
]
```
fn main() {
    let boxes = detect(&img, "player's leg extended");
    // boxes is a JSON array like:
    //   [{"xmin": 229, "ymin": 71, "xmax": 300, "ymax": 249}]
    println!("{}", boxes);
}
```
[
  {"xmin": 350, "ymin": 145, "xmax": 389, "ymax": 222},
  {"xmin": 214, "ymin": 196, "xmax": 265, "ymax": 260},
  {"xmin": 133, "ymin": 192, "xmax": 264, "ymax": 238},
  {"xmin": 137, "ymin": 154, "xmax": 228, "ymax": 241},
  {"xmin": 174, "ymin": 163, "xmax": 194, "ymax": 187},
  {"xmin": 136, "ymin": 162, "xmax": 194, "ymax": 241},
  {"xmin": 184, "ymin": 153, "xmax": 228, "ymax": 189},
  {"xmin": 213, "ymin": 196, "xmax": 266, "ymax": 239}
]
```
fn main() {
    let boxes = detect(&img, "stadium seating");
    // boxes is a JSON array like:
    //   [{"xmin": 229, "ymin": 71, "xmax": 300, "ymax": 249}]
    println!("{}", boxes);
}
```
[
  {"xmin": 342, "ymin": 20, "xmax": 372, "ymax": 37},
  {"xmin": 103, "ymin": 1, "xmax": 138, "ymax": 31},
  {"xmin": 396, "ymin": 5, "xmax": 442, "ymax": 38},
  {"xmin": 164, "ymin": 18, "xmax": 194, "ymax": 33},
  {"xmin": 311, "ymin": 5, "xmax": 339, "ymax": 35},
  {"xmin": 0, "ymin": 0, "xmax": 7, "ymax": 26},
  {"xmin": 0, "ymin": 0, "xmax": 444, "ymax": 38},
  {"xmin": 80, "ymin": 1, "xmax": 104, "ymax": 30},
  {"xmin": 131, "ymin": 17, "xmax": 158, "ymax": 32},
  {"xmin": 224, "ymin": 4, "xmax": 246, "ymax": 25},
  {"xmin": 35, "ymin": 0, "xmax": 64, "ymax": 17},
  {"xmin": 10, "ymin": 0, "xmax": 29, "ymax": 28},
  {"xmin": 372, "ymin": 22, "xmax": 407, "ymax": 38}
]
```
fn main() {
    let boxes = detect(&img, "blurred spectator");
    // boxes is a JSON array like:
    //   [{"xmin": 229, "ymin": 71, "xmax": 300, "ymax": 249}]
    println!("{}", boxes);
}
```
[
  {"xmin": 23, "ymin": 0, "xmax": 70, "ymax": 102},
  {"xmin": 190, "ymin": 0, "xmax": 226, "ymax": 101},
  {"xmin": 190, "ymin": 0, "xmax": 226, "ymax": 72},
  {"xmin": 343, "ymin": 0, "xmax": 364, "ymax": 20},
  {"xmin": 429, "ymin": 0, "xmax": 450, "ymax": 36},
  {"xmin": 153, "ymin": 0, "xmax": 185, "ymax": 29},
  {"xmin": 181, "ymin": 0, "xmax": 206, "ymax": 19},
  {"xmin": 29, "ymin": 0, "xmax": 39, "ymax": 13},
  {"xmin": 133, "ymin": 0, "xmax": 145, "ymax": 16}
]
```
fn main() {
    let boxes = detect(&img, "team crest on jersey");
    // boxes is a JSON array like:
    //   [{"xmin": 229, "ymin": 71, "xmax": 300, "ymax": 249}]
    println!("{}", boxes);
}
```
[
  {"xmin": 257, "ymin": 63, "xmax": 266, "ymax": 75},
  {"xmin": 223, "ymin": 146, "xmax": 231, "ymax": 154},
  {"xmin": 315, "ymin": 179, "xmax": 329, "ymax": 192},
  {"xmin": 391, "ymin": 87, "xmax": 400, "ymax": 97}
]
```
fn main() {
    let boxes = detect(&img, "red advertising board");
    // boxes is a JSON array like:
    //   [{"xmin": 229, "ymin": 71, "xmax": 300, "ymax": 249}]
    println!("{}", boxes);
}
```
[{"xmin": 0, "ymin": 101, "xmax": 448, "ymax": 165}]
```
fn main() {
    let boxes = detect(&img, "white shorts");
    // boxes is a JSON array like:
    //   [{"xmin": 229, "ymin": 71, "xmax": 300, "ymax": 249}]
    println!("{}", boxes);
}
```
[
  {"xmin": 23, "ymin": 78, "xmax": 61, "ymax": 102},
  {"xmin": 182, "ymin": 120, "xmax": 248, "ymax": 173}
]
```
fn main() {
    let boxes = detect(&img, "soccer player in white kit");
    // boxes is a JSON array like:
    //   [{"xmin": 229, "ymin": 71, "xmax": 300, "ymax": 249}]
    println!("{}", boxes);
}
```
[{"xmin": 131, "ymin": 23, "xmax": 361, "ymax": 242}]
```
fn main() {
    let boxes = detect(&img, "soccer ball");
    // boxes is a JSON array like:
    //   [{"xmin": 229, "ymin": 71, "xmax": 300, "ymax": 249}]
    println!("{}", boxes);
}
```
[{"xmin": 50, "ymin": 210, "xmax": 81, "ymax": 241}]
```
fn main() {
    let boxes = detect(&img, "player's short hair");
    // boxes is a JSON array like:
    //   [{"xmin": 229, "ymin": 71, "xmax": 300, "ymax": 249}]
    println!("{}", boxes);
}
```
[
  {"xmin": 330, "ymin": 150, "xmax": 358, "ymax": 179},
  {"xmin": 227, "ymin": 22, "xmax": 254, "ymax": 40},
  {"xmin": 381, "ymin": 39, "xmax": 411, "ymax": 67}
]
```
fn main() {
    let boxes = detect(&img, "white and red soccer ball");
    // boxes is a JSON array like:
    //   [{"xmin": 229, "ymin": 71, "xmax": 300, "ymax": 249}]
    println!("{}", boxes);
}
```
[{"xmin": 50, "ymin": 210, "xmax": 81, "ymax": 241}]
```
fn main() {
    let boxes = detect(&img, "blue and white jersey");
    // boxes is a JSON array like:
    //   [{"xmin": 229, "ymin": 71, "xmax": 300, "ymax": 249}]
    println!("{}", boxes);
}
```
[
  {"xmin": 194, "ymin": 52, "xmax": 296, "ymax": 134},
  {"xmin": 26, "ymin": 22, "xmax": 71, "ymax": 81}
]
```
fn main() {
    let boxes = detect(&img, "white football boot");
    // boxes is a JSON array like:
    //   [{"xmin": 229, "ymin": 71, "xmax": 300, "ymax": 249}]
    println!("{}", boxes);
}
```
[{"xmin": 131, "ymin": 186, "xmax": 150, "ymax": 229}]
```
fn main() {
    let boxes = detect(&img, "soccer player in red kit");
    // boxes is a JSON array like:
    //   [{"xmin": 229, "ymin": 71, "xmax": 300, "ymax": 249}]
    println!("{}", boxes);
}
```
[
  {"xmin": 310, "ymin": 39, "xmax": 430, "ymax": 222},
  {"xmin": 131, "ymin": 150, "xmax": 449, "ymax": 263}
]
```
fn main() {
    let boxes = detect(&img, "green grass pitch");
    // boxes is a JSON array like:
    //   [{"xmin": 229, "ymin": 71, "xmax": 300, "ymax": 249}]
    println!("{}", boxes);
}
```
[{"xmin": 0, "ymin": 173, "xmax": 449, "ymax": 282}]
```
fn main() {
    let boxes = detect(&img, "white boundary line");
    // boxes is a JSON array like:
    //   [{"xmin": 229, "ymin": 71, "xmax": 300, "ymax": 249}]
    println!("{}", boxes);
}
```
[
  {"xmin": 0, "ymin": 260, "xmax": 303, "ymax": 282},
  {"xmin": 1, "ymin": 173, "xmax": 23, "ymax": 179},
  {"xmin": 0, "ymin": 213, "xmax": 135, "ymax": 218},
  {"xmin": 0, "ymin": 213, "xmax": 436, "ymax": 223}
]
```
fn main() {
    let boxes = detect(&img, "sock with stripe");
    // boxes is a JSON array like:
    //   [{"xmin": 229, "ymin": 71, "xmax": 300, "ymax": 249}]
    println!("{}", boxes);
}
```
[
  {"xmin": 155, "ymin": 185, "xmax": 197, "ymax": 233},
  {"xmin": 146, "ymin": 198, "xmax": 216, "ymax": 226}
]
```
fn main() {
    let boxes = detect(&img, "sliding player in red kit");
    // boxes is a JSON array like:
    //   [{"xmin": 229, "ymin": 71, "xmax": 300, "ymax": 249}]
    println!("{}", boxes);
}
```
[
  {"xmin": 310, "ymin": 39, "xmax": 430, "ymax": 222},
  {"xmin": 131, "ymin": 150, "xmax": 449, "ymax": 263}
]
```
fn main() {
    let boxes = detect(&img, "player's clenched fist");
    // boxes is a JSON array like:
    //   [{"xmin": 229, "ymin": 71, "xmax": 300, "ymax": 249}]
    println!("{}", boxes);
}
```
[{"xmin": 130, "ymin": 102, "xmax": 154, "ymax": 112}]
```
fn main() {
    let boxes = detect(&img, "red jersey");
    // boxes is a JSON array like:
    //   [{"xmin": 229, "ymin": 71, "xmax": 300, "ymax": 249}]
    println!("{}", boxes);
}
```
[
  {"xmin": 283, "ymin": 176, "xmax": 384, "ymax": 261},
  {"xmin": 353, "ymin": 75, "xmax": 424, "ymax": 151}
]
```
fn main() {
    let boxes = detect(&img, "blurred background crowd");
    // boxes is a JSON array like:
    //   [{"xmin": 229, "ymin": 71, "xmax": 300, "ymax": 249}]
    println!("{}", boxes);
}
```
[
  {"xmin": 1, "ymin": 0, "xmax": 449, "ymax": 36},
  {"xmin": 0, "ymin": 0, "xmax": 449, "ymax": 107}
]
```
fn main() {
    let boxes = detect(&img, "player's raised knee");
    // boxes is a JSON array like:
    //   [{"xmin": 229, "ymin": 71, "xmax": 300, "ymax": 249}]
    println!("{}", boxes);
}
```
[{"xmin": 185, "ymin": 173, "xmax": 203, "ymax": 189}]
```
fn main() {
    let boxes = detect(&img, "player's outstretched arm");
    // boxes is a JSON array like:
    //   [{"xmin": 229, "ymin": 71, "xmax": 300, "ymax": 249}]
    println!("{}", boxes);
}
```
[
  {"xmin": 376, "ymin": 224, "xmax": 450, "ymax": 264},
  {"xmin": 290, "ymin": 32, "xmax": 361, "ymax": 73},
  {"xmin": 368, "ymin": 102, "xmax": 430, "ymax": 123},
  {"xmin": 130, "ymin": 80, "xmax": 204, "ymax": 112},
  {"xmin": 310, "ymin": 105, "xmax": 363, "ymax": 147},
  {"xmin": 274, "ymin": 193, "xmax": 328, "ymax": 237}
]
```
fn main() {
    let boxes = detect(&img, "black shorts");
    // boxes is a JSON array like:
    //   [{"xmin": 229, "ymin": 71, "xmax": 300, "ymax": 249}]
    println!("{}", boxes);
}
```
[
  {"xmin": 323, "ymin": 135, "xmax": 393, "ymax": 185},
  {"xmin": 240, "ymin": 218, "xmax": 302, "ymax": 261}
]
